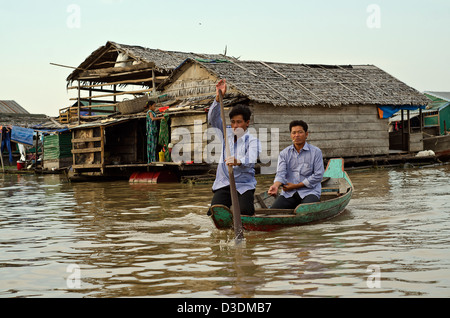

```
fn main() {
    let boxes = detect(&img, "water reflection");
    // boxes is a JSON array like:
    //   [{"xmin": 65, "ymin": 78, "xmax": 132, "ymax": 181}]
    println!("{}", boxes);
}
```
[{"xmin": 0, "ymin": 165, "xmax": 449, "ymax": 297}]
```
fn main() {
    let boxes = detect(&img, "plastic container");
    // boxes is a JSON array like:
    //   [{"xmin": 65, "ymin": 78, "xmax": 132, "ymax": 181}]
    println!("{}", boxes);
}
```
[
  {"xmin": 158, "ymin": 151, "xmax": 165, "ymax": 162},
  {"xmin": 17, "ymin": 161, "xmax": 25, "ymax": 170}
]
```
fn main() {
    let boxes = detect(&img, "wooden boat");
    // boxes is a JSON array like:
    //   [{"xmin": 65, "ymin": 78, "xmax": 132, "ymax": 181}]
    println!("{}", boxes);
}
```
[
  {"xmin": 423, "ymin": 134, "xmax": 450, "ymax": 161},
  {"xmin": 209, "ymin": 158, "xmax": 353, "ymax": 232}
]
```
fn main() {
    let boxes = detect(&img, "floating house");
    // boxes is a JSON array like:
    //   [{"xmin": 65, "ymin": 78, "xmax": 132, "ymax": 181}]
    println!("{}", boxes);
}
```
[
  {"xmin": 0, "ymin": 100, "xmax": 67, "ymax": 170},
  {"xmin": 64, "ymin": 41, "xmax": 231, "ymax": 179},
  {"xmin": 158, "ymin": 58, "xmax": 429, "ymax": 171},
  {"xmin": 423, "ymin": 92, "xmax": 450, "ymax": 136},
  {"xmin": 62, "ymin": 41, "xmax": 235, "ymax": 123},
  {"xmin": 0, "ymin": 100, "xmax": 48, "ymax": 128},
  {"xmin": 62, "ymin": 41, "xmax": 431, "ymax": 179},
  {"xmin": 389, "ymin": 91, "xmax": 450, "ymax": 160},
  {"xmin": 422, "ymin": 92, "xmax": 450, "ymax": 159}
]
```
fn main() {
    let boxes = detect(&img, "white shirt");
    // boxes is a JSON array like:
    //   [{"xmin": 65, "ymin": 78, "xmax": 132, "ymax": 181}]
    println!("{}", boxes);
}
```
[{"xmin": 208, "ymin": 100, "xmax": 261, "ymax": 194}]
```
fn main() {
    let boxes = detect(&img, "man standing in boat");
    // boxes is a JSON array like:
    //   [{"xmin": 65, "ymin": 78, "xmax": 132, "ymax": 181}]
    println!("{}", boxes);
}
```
[
  {"xmin": 207, "ymin": 79, "xmax": 261, "ymax": 216},
  {"xmin": 268, "ymin": 120, "xmax": 324, "ymax": 209}
]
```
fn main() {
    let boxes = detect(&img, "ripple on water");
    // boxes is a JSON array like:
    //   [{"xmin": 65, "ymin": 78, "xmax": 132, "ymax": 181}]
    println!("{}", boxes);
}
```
[{"xmin": 1, "ymin": 166, "xmax": 450, "ymax": 297}]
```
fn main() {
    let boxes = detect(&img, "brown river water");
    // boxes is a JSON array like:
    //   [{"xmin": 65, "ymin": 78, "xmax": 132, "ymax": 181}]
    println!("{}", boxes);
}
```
[{"xmin": 0, "ymin": 164, "xmax": 449, "ymax": 298}]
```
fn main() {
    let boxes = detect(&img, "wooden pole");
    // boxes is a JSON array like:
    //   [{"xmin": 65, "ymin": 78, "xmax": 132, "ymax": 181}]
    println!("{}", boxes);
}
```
[
  {"xmin": 401, "ymin": 110, "xmax": 405, "ymax": 151},
  {"xmin": 0, "ymin": 129, "xmax": 5, "ymax": 173},
  {"xmin": 77, "ymin": 81, "xmax": 81, "ymax": 124},
  {"xmin": 35, "ymin": 131, "xmax": 39, "ymax": 170},
  {"xmin": 152, "ymin": 68, "xmax": 156, "ymax": 96},
  {"xmin": 113, "ymin": 84, "xmax": 117, "ymax": 113},
  {"xmin": 419, "ymin": 108, "xmax": 423, "ymax": 132},
  {"xmin": 88, "ymin": 84, "xmax": 92, "ymax": 117},
  {"xmin": 218, "ymin": 90, "xmax": 244, "ymax": 242},
  {"xmin": 407, "ymin": 109, "xmax": 411, "ymax": 152}
]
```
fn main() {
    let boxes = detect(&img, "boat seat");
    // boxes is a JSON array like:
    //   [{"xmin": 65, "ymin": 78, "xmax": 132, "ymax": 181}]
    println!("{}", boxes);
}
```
[
  {"xmin": 254, "ymin": 208, "xmax": 295, "ymax": 216},
  {"xmin": 321, "ymin": 186, "xmax": 340, "ymax": 195}
]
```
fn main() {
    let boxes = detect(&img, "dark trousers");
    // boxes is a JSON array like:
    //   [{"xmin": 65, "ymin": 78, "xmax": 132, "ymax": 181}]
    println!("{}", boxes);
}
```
[
  {"xmin": 271, "ymin": 192, "xmax": 319, "ymax": 209},
  {"xmin": 210, "ymin": 186, "xmax": 255, "ymax": 216},
  {"xmin": 1, "ymin": 131, "xmax": 13, "ymax": 164}
]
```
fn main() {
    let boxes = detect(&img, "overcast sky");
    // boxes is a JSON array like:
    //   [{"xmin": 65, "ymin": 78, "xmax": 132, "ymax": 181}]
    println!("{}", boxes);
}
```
[{"xmin": 1, "ymin": 0, "xmax": 449, "ymax": 116}]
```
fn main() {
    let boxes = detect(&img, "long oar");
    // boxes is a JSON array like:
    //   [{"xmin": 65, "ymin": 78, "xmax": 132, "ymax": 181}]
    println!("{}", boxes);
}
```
[{"xmin": 218, "ymin": 90, "xmax": 244, "ymax": 242}]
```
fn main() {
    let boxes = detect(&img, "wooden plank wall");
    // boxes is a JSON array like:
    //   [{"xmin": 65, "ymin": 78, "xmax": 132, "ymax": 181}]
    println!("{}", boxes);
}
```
[
  {"xmin": 162, "ymin": 63, "xmax": 390, "ymax": 161},
  {"xmin": 252, "ymin": 103, "xmax": 389, "ymax": 158},
  {"xmin": 170, "ymin": 112, "xmax": 208, "ymax": 163},
  {"xmin": 72, "ymin": 127, "xmax": 103, "ymax": 169}
]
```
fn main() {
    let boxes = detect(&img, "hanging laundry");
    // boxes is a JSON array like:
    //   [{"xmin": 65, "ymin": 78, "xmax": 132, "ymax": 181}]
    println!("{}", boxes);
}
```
[
  {"xmin": 146, "ymin": 109, "xmax": 159, "ymax": 163},
  {"xmin": 1, "ymin": 126, "xmax": 13, "ymax": 164},
  {"xmin": 158, "ymin": 114, "xmax": 170, "ymax": 162},
  {"xmin": 18, "ymin": 143, "xmax": 26, "ymax": 161}
]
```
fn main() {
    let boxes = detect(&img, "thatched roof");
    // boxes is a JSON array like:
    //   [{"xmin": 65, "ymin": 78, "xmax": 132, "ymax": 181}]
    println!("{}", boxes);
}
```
[
  {"xmin": 67, "ymin": 41, "xmax": 233, "ymax": 84},
  {"xmin": 160, "ymin": 58, "xmax": 429, "ymax": 108}
]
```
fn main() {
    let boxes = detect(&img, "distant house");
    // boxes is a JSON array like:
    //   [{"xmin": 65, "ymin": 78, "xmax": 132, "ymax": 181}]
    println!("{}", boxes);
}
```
[
  {"xmin": 1, "ymin": 100, "xmax": 69, "ymax": 169},
  {"xmin": 1, "ymin": 101, "xmax": 40, "ymax": 166},
  {"xmin": 388, "ymin": 91, "xmax": 450, "ymax": 158},
  {"xmin": 0, "ymin": 100, "xmax": 49, "ymax": 128},
  {"xmin": 422, "ymin": 92, "xmax": 450, "ymax": 159},
  {"xmin": 0, "ymin": 100, "xmax": 29, "ymax": 114},
  {"xmin": 158, "ymin": 58, "xmax": 429, "ymax": 168},
  {"xmin": 423, "ymin": 91, "xmax": 450, "ymax": 136}
]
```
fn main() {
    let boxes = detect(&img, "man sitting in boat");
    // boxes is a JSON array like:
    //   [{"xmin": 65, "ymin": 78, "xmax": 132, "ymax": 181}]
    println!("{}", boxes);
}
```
[
  {"xmin": 207, "ymin": 79, "xmax": 261, "ymax": 216},
  {"xmin": 268, "ymin": 120, "xmax": 324, "ymax": 209}
]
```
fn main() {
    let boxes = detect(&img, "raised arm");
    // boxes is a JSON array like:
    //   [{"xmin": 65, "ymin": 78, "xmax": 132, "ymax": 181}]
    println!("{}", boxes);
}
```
[{"xmin": 208, "ymin": 79, "xmax": 227, "ymax": 133}]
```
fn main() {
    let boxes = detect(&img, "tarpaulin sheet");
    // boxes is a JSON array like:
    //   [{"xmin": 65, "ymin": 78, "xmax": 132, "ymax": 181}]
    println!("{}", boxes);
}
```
[
  {"xmin": 377, "ymin": 105, "xmax": 426, "ymax": 119},
  {"xmin": 11, "ymin": 126, "xmax": 34, "ymax": 145}
]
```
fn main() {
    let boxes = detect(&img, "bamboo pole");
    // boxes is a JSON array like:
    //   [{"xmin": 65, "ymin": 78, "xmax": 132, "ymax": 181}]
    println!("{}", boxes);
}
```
[
  {"xmin": 66, "ymin": 76, "xmax": 167, "ymax": 89},
  {"xmin": 49, "ymin": 62, "xmax": 85, "ymax": 71},
  {"xmin": 68, "ymin": 87, "xmax": 153, "ymax": 100}
]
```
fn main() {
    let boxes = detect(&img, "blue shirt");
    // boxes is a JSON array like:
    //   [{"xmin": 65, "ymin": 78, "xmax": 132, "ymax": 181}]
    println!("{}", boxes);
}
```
[
  {"xmin": 274, "ymin": 142, "xmax": 324, "ymax": 199},
  {"xmin": 208, "ymin": 100, "xmax": 261, "ymax": 194}
]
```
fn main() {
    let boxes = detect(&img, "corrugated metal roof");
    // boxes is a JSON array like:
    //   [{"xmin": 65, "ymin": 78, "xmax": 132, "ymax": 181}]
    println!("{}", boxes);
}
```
[
  {"xmin": 424, "ymin": 91, "xmax": 450, "ymax": 102},
  {"xmin": 0, "ymin": 100, "xmax": 29, "ymax": 114}
]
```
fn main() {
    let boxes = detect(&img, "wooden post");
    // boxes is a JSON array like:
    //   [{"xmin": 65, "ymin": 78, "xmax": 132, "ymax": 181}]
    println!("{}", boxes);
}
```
[
  {"xmin": 77, "ymin": 81, "xmax": 81, "ymax": 124},
  {"xmin": 419, "ymin": 108, "xmax": 423, "ymax": 132},
  {"xmin": 100, "ymin": 126, "xmax": 105, "ymax": 174},
  {"xmin": 152, "ymin": 68, "xmax": 156, "ymax": 96},
  {"xmin": 113, "ymin": 84, "xmax": 117, "ymax": 113},
  {"xmin": 218, "ymin": 90, "xmax": 244, "ymax": 242},
  {"xmin": 401, "ymin": 110, "xmax": 405, "ymax": 151},
  {"xmin": 88, "ymin": 84, "xmax": 92, "ymax": 117},
  {"xmin": 407, "ymin": 110, "xmax": 411, "ymax": 152},
  {"xmin": 35, "ymin": 131, "xmax": 39, "ymax": 169},
  {"xmin": 72, "ymin": 130, "xmax": 76, "ymax": 173},
  {"xmin": 0, "ymin": 129, "xmax": 4, "ymax": 173}
]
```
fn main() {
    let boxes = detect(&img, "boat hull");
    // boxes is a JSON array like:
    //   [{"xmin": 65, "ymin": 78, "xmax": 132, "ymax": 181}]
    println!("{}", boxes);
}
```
[
  {"xmin": 209, "ymin": 158, "xmax": 353, "ymax": 232},
  {"xmin": 423, "ymin": 134, "xmax": 450, "ymax": 161},
  {"xmin": 210, "ymin": 189, "xmax": 352, "ymax": 231}
]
